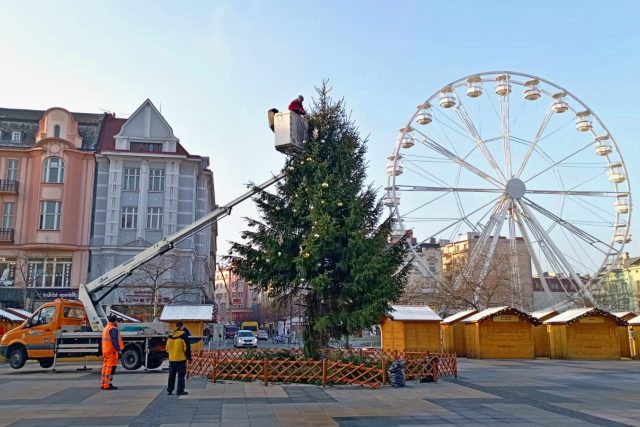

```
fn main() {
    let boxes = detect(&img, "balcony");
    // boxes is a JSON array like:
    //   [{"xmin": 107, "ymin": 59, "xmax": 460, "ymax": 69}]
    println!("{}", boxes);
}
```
[
  {"xmin": 0, "ymin": 180, "xmax": 18, "ymax": 193},
  {"xmin": 0, "ymin": 228, "xmax": 14, "ymax": 243}
]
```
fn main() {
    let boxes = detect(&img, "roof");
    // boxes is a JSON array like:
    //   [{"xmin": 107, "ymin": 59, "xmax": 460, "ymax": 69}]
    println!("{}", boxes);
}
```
[
  {"xmin": 0, "ymin": 308, "xmax": 25, "ymax": 322},
  {"xmin": 97, "ymin": 113, "xmax": 200, "ymax": 159},
  {"xmin": 0, "ymin": 107, "xmax": 104, "ymax": 150},
  {"xmin": 463, "ymin": 306, "xmax": 540, "ymax": 324},
  {"xmin": 613, "ymin": 311, "xmax": 637, "ymax": 320},
  {"xmin": 160, "ymin": 305, "xmax": 215, "ymax": 321},
  {"xmin": 530, "ymin": 310, "xmax": 559, "ymax": 321},
  {"xmin": 544, "ymin": 308, "xmax": 627, "ymax": 326},
  {"xmin": 442, "ymin": 309, "xmax": 477, "ymax": 324},
  {"xmin": 4, "ymin": 308, "xmax": 31, "ymax": 319},
  {"xmin": 628, "ymin": 315, "xmax": 640, "ymax": 325},
  {"xmin": 387, "ymin": 305, "xmax": 442, "ymax": 321}
]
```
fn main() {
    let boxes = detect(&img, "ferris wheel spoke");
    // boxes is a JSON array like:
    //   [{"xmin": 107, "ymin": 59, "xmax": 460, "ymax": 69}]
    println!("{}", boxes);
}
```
[
  {"xmin": 413, "ymin": 129, "xmax": 503, "ymax": 187},
  {"xmin": 521, "ymin": 197, "xmax": 616, "ymax": 255},
  {"xmin": 516, "ymin": 200, "xmax": 595, "ymax": 303},
  {"xmin": 478, "ymin": 202, "xmax": 510, "ymax": 281},
  {"xmin": 404, "ymin": 160, "xmax": 451, "ymax": 187},
  {"xmin": 512, "ymin": 204, "xmax": 557, "ymax": 307},
  {"xmin": 526, "ymin": 189, "xmax": 619, "ymax": 197},
  {"xmin": 524, "ymin": 140, "xmax": 594, "ymax": 183},
  {"xmin": 414, "ymin": 195, "xmax": 502, "ymax": 246},
  {"xmin": 500, "ymin": 81, "xmax": 512, "ymax": 177},
  {"xmin": 507, "ymin": 202, "xmax": 522, "ymax": 307},
  {"xmin": 454, "ymin": 197, "xmax": 508, "ymax": 291},
  {"xmin": 451, "ymin": 92, "xmax": 507, "ymax": 183},
  {"xmin": 395, "ymin": 185, "xmax": 503, "ymax": 194},
  {"xmin": 515, "ymin": 106, "xmax": 554, "ymax": 178}
]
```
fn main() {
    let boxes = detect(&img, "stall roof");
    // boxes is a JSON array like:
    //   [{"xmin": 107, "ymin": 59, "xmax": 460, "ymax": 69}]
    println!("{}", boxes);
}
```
[
  {"xmin": 544, "ymin": 308, "xmax": 627, "ymax": 325},
  {"xmin": 4, "ymin": 308, "xmax": 31, "ymax": 319},
  {"xmin": 387, "ymin": 305, "xmax": 442, "ymax": 321},
  {"xmin": 613, "ymin": 311, "xmax": 637, "ymax": 320},
  {"xmin": 160, "ymin": 305, "xmax": 215, "ymax": 321},
  {"xmin": 0, "ymin": 308, "xmax": 24, "ymax": 322},
  {"xmin": 463, "ymin": 306, "xmax": 540, "ymax": 324},
  {"xmin": 531, "ymin": 310, "xmax": 558, "ymax": 320},
  {"xmin": 628, "ymin": 315, "xmax": 640, "ymax": 325},
  {"xmin": 442, "ymin": 309, "xmax": 477, "ymax": 325}
]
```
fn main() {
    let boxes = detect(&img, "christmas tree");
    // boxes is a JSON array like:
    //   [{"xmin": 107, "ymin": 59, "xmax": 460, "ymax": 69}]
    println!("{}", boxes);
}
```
[{"xmin": 228, "ymin": 82, "xmax": 410, "ymax": 358}]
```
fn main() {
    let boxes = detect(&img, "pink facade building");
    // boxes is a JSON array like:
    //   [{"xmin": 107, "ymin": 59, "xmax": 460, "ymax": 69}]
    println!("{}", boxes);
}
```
[{"xmin": 0, "ymin": 108, "xmax": 103, "ymax": 308}]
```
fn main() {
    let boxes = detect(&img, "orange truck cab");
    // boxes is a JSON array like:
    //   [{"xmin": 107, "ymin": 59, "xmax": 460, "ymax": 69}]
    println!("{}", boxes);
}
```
[{"xmin": 0, "ymin": 299, "xmax": 88, "ymax": 369}]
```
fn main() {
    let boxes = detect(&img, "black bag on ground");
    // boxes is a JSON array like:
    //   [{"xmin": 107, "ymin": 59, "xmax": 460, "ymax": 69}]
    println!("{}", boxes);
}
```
[{"xmin": 387, "ymin": 359, "xmax": 405, "ymax": 387}]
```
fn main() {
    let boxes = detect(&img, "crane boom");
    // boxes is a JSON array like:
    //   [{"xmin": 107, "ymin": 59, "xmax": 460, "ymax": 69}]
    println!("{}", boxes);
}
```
[{"xmin": 79, "ymin": 170, "xmax": 288, "ymax": 331}]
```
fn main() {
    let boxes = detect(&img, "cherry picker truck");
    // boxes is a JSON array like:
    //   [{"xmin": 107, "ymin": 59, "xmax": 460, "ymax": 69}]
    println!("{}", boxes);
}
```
[{"xmin": 0, "ymin": 111, "xmax": 307, "ymax": 370}]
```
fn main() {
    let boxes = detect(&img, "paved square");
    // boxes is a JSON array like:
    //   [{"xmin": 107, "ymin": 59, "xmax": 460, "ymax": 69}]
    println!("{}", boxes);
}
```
[{"xmin": 0, "ymin": 358, "xmax": 638, "ymax": 426}]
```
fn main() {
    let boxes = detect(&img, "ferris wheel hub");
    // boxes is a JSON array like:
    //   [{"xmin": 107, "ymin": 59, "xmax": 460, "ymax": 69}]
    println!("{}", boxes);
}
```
[{"xmin": 506, "ymin": 178, "xmax": 526, "ymax": 199}]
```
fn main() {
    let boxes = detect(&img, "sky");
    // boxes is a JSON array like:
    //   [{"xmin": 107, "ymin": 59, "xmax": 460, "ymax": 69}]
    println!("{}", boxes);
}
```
[{"xmin": 1, "ymin": 0, "xmax": 639, "ymax": 260}]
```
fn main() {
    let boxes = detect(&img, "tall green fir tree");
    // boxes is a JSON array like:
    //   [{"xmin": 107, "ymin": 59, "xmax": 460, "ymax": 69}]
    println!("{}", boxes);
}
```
[{"xmin": 228, "ymin": 82, "xmax": 411, "ymax": 358}]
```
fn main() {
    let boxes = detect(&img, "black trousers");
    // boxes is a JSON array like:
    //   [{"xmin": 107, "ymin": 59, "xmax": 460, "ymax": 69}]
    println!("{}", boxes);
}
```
[{"xmin": 167, "ymin": 360, "xmax": 186, "ymax": 393}]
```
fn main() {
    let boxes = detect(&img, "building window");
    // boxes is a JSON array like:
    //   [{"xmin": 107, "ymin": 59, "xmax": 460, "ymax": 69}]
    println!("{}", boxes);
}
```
[
  {"xmin": 149, "ymin": 169, "xmax": 165, "ymax": 191},
  {"xmin": 130, "ymin": 141, "xmax": 163, "ymax": 152},
  {"xmin": 27, "ymin": 258, "xmax": 72, "ymax": 287},
  {"xmin": 428, "ymin": 259, "xmax": 438, "ymax": 274},
  {"xmin": 2, "ymin": 202, "xmax": 14, "ymax": 229},
  {"xmin": 121, "ymin": 206, "xmax": 138, "ymax": 229},
  {"xmin": 147, "ymin": 207, "xmax": 163, "ymax": 230},
  {"xmin": 6, "ymin": 159, "xmax": 18, "ymax": 181},
  {"xmin": 11, "ymin": 131, "xmax": 21, "ymax": 143},
  {"xmin": 43, "ymin": 157, "xmax": 64, "ymax": 183},
  {"xmin": 123, "ymin": 168, "xmax": 140, "ymax": 191},
  {"xmin": 54, "ymin": 125, "xmax": 61, "ymax": 138},
  {"xmin": 39, "ymin": 201, "xmax": 61, "ymax": 230}
]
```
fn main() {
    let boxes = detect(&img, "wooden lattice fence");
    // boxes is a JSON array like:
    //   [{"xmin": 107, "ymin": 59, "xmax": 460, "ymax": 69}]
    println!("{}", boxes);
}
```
[{"xmin": 187, "ymin": 348, "xmax": 456, "ymax": 388}]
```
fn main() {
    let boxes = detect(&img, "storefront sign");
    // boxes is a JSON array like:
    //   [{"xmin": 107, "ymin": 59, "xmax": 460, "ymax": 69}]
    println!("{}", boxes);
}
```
[
  {"xmin": 37, "ymin": 288, "xmax": 78, "ymax": 300},
  {"xmin": 579, "ymin": 316, "xmax": 604, "ymax": 324},
  {"xmin": 493, "ymin": 315, "xmax": 519, "ymax": 322}
]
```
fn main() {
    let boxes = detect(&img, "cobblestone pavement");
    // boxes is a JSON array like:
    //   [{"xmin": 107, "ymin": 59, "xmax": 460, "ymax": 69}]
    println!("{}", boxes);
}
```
[{"xmin": 0, "ymin": 358, "xmax": 639, "ymax": 426}]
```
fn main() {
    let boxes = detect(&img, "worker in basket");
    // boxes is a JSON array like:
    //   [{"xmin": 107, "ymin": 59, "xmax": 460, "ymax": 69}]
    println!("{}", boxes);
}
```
[
  {"xmin": 288, "ymin": 95, "xmax": 306, "ymax": 116},
  {"xmin": 101, "ymin": 314, "xmax": 124, "ymax": 390}
]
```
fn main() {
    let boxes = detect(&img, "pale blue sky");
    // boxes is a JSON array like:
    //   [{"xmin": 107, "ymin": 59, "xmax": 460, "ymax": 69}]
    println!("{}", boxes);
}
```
[{"xmin": 1, "ymin": 0, "xmax": 639, "ymax": 258}]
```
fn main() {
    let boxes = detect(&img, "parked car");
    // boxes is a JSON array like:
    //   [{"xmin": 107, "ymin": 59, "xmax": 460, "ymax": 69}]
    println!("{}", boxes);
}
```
[
  {"xmin": 224, "ymin": 325, "xmax": 239, "ymax": 339},
  {"xmin": 257, "ymin": 330, "xmax": 269, "ymax": 341},
  {"xmin": 234, "ymin": 330, "xmax": 258, "ymax": 348}
]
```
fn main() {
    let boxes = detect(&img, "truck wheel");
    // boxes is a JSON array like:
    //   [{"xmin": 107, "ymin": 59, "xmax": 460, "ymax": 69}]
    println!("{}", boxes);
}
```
[
  {"xmin": 38, "ymin": 358, "xmax": 55, "ymax": 369},
  {"xmin": 8, "ymin": 346, "xmax": 27, "ymax": 369},
  {"xmin": 144, "ymin": 356, "xmax": 163, "ymax": 370},
  {"xmin": 120, "ymin": 347, "xmax": 143, "ymax": 370}
]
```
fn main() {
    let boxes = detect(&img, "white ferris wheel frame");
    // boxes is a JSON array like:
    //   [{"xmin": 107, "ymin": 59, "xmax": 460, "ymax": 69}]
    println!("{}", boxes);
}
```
[{"xmin": 387, "ymin": 71, "xmax": 632, "ymax": 311}]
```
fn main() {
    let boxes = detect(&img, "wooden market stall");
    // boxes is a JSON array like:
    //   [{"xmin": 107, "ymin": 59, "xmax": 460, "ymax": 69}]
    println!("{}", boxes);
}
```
[
  {"xmin": 462, "ymin": 307, "xmax": 540, "ymax": 359},
  {"xmin": 544, "ymin": 308, "xmax": 626, "ymax": 360},
  {"xmin": 613, "ymin": 312, "xmax": 637, "ymax": 359},
  {"xmin": 530, "ymin": 310, "xmax": 558, "ymax": 358},
  {"xmin": 160, "ymin": 305, "xmax": 215, "ymax": 351},
  {"xmin": 381, "ymin": 305, "xmax": 442, "ymax": 353},
  {"xmin": 0, "ymin": 308, "xmax": 25, "ymax": 337},
  {"xmin": 627, "ymin": 314, "xmax": 640, "ymax": 359},
  {"xmin": 441, "ymin": 309, "xmax": 477, "ymax": 357}
]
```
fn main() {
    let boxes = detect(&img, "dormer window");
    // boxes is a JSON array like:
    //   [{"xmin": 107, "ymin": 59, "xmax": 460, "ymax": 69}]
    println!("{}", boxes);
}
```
[
  {"xmin": 54, "ymin": 125, "xmax": 61, "ymax": 138},
  {"xmin": 11, "ymin": 132, "xmax": 21, "ymax": 143},
  {"xmin": 130, "ymin": 141, "xmax": 163, "ymax": 152}
]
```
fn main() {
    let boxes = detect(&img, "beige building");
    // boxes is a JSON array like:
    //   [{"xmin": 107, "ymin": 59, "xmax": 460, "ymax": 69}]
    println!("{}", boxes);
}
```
[{"xmin": 440, "ymin": 232, "xmax": 533, "ymax": 311}]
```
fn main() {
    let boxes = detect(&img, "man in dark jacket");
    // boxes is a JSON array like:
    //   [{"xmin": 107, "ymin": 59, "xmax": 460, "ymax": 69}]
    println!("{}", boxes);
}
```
[
  {"xmin": 288, "ymin": 95, "xmax": 306, "ymax": 116},
  {"xmin": 166, "ymin": 322, "xmax": 191, "ymax": 395}
]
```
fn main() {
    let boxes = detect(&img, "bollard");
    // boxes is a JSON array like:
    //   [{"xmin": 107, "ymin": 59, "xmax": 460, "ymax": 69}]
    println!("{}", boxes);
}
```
[
  {"xmin": 322, "ymin": 357, "xmax": 327, "ymax": 386},
  {"xmin": 263, "ymin": 357, "xmax": 268, "ymax": 386}
]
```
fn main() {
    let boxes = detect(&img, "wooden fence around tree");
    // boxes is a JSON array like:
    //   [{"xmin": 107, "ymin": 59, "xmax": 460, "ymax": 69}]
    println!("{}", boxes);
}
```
[{"xmin": 187, "ymin": 348, "xmax": 457, "ymax": 388}]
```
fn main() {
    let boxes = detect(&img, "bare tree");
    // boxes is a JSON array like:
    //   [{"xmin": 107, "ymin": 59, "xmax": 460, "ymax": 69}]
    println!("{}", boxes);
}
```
[{"xmin": 122, "ymin": 255, "xmax": 202, "ymax": 319}]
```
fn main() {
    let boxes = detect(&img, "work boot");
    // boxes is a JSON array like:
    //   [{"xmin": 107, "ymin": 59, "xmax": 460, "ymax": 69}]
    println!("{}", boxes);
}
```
[
  {"xmin": 177, "ymin": 391, "xmax": 188, "ymax": 395},
  {"xmin": 105, "ymin": 384, "xmax": 118, "ymax": 390}
]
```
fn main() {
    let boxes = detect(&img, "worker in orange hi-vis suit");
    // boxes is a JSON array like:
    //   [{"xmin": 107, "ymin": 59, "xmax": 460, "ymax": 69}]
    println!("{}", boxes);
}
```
[{"xmin": 101, "ymin": 314, "xmax": 124, "ymax": 390}]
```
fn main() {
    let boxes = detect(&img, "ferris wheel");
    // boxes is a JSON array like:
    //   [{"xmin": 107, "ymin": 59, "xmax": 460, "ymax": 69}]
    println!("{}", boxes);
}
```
[{"xmin": 385, "ymin": 71, "xmax": 632, "ymax": 311}]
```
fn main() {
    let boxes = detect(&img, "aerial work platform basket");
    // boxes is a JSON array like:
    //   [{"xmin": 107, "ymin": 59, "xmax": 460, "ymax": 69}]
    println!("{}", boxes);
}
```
[{"xmin": 274, "ymin": 111, "xmax": 308, "ymax": 154}]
